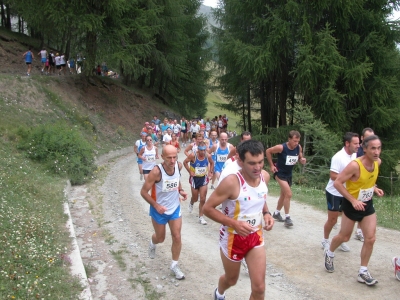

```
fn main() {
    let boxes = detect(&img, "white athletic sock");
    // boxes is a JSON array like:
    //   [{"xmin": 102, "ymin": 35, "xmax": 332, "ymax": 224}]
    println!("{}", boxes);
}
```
[
  {"xmin": 327, "ymin": 250, "xmax": 335, "ymax": 257},
  {"xmin": 285, "ymin": 214, "xmax": 290, "ymax": 218},
  {"xmin": 215, "ymin": 288, "xmax": 225, "ymax": 299},
  {"xmin": 275, "ymin": 210, "xmax": 280, "ymax": 214},
  {"xmin": 359, "ymin": 266, "xmax": 368, "ymax": 274},
  {"xmin": 171, "ymin": 260, "xmax": 178, "ymax": 269},
  {"xmin": 322, "ymin": 238, "xmax": 329, "ymax": 243},
  {"xmin": 149, "ymin": 239, "xmax": 155, "ymax": 248}
]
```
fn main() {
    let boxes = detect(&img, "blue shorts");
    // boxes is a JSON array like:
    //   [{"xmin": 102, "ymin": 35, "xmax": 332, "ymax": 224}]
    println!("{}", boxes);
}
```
[
  {"xmin": 189, "ymin": 176, "xmax": 209, "ymax": 189},
  {"xmin": 149, "ymin": 205, "xmax": 181, "ymax": 225},
  {"xmin": 214, "ymin": 164, "xmax": 224, "ymax": 174},
  {"xmin": 326, "ymin": 190, "xmax": 343, "ymax": 212},
  {"xmin": 41, "ymin": 58, "xmax": 46, "ymax": 63},
  {"xmin": 137, "ymin": 158, "xmax": 143, "ymax": 164}
]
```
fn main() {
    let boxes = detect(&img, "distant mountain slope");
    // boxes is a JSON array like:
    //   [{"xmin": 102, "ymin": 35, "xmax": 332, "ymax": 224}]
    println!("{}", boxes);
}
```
[{"xmin": 199, "ymin": 4, "xmax": 218, "ymax": 28}]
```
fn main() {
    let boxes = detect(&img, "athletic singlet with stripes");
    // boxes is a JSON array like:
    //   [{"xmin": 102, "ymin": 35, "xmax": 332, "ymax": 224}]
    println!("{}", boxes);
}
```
[
  {"xmin": 189, "ymin": 154, "xmax": 208, "ymax": 177},
  {"xmin": 222, "ymin": 171, "xmax": 268, "ymax": 234},
  {"xmin": 153, "ymin": 162, "xmax": 180, "ymax": 215},
  {"xmin": 346, "ymin": 159, "xmax": 378, "ymax": 202},
  {"xmin": 142, "ymin": 145, "xmax": 156, "ymax": 171}
]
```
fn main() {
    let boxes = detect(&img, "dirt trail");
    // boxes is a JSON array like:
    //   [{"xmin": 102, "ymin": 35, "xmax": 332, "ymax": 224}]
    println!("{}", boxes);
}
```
[{"xmin": 68, "ymin": 150, "xmax": 399, "ymax": 300}]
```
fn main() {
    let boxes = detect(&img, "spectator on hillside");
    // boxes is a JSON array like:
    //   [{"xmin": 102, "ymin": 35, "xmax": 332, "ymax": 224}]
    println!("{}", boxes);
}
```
[{"xmin": 23, "ymin": 47, "xmax": 34, "ymax": 76}]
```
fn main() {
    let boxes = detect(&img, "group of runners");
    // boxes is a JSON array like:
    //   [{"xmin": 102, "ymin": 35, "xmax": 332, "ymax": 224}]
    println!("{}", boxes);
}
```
[
  {"xmin": 135, "ymin": 116, "xmax": 396, "ymax": 299},
  {"xmin": 22, "ymin": 47, "xmax": 83, "ymax": 76}
]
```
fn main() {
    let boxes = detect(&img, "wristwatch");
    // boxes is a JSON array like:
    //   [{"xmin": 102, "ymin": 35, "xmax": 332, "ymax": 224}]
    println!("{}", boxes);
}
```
[{"xmin": 263, "ymin": 211, "xmax": 271, "ymax": 216}]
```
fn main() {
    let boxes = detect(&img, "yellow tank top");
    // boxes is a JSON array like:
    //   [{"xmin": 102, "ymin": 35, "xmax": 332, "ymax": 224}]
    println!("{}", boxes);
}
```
[{"xmin": 346, "ymin": 159, "xmax": 378, "ymax": 202}]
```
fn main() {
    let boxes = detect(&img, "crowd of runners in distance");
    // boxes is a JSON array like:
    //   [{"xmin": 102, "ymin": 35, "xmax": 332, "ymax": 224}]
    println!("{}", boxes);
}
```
[
  {"xmin": 22, "ymin": 47, "xmax": 118, "ymax": 78},
  {"xmin": 135, "ymin": 118, "xmax": 400, "ymax": 299}
]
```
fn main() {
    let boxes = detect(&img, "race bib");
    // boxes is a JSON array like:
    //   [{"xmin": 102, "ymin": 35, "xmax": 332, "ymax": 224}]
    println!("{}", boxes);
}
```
[
  {"xmin": 234, "ymin": 212, "xmax": 262, "ymax": 234},
  {"xmin": 195, "ymin": 166, "xmax": 207, "ymax": 176},
  {"xmin": 357, "ymin": 187, "xmax": 374, "ymax": 202},
  {"xmin": 217, "ymin": 154, "xmax": 228, "ymax": 162},
  {"xmin": 285, "ymin": 155, "xmax": 298, "ymax": 165},
  {"xmin": 182, "ymin": 125, "xmax": 186, "ymax": 130},
  {"xmin": 162, "ymin": 178, "xmax": 179, "ymax": 192},
  {"xmin": 146, "ymin": 155, "xmax": 155, "ymax": 162}
]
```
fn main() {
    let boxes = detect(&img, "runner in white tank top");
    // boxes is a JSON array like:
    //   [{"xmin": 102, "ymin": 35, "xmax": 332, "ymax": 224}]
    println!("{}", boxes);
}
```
[
  {"xmin": 140, "ymin": 145, "xmax": 188, "ymax": 280},
  {"xmin": 138, "ymin": 135, "xmax": 159, "ymax": 180},
  {"xmin": 203, "ymin": 140, "xmax": 274, "ymax": 300}
]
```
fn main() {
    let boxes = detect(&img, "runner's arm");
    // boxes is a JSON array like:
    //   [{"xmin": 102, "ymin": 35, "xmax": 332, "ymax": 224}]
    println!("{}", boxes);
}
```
[
  {"xmin": 207, "ymin": 154, "xmax": 214, "ymax": 178},
  {"xmin": 177, "ymin": 162, "xmax": 188, "ymax": 200},
  {"xmin": 299, "ymin": 145, "xmax": 306, "ymax": 164},
  {"xmin": 265, "ymin": 144, "xmax": 283, "ymax": 172},
  {"xmin": 138, "ymin": 147, "xmax": 146, "ymax": 160},
  {"xmin": 203, "ymin": 175, "xmax": 255, "ymax": 236},
  {"xmin": 261, "ymin": 170, "xmax": 274, "ymax": 231},
  {"xmin": 140, "ymin": 167, "xmax": 165, "ymax": 213},
  {"xmin": 227, "ymin": 147, "xmax": 236, "ymax": 160},
  {"xmin": 183, "ymin": 155, "xmax": 195, "ymax": 177},
  {"xmin": 184, "ymin": 144, "xmax": 193, "ymax": 156}
]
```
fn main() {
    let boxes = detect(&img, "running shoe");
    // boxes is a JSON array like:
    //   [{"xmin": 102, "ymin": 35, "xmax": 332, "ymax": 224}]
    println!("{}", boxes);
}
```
[
  {"xmin": 148, "ymin": 242, "xmax": 156, "ymax": 259},
  {"xmin": 392, "ymin": 257, "xmax": 400, "ymax": 281},
  {"xmin": 188, "ymin": 202, "xmax": 193, "ymax": 213},
  {"xmin": 321, "ymin": 239, "xmax": 330, "ymax": 250},
  {"xmin": 354, "ymin": 231, "xmax": 364, "ymax": 242},
  {"xmin": 324, "ymin": 249, "xmax": 334, "ymax": 273},
  {"xmin": 210, "ymin": 185, "xmax": 215, "ymax": 190},
  {"xmin": 339, "ymin": 242, "xmax": 350, "ymax": 252},
  {"xmin": 357, "ymin": 271, "xmax": 378, "ymax": 286},
  {"xmin": 199, "ymin": 216, "xmax": 207, "ymax": 225},
  {"xmin": 273, "ymin": 211, "xmax": 284, "ymax": 222},
  {"xmin": 241, "ymin": 259, "xmax": 249, "ymax": 274},
  {"xmin": 140, "ymin": 174, "xmax": 143, "ymax": 181},
  {"xmin": 214, "ymin": 287, "xmax": 226, "ymax": 300},
  {"xmin": 284, "ymin": 216, "xmax": 293, "ymax": 227},
  {"xmin": 170, "ymin": 265, "xmax": 185, "ymax": 280}
]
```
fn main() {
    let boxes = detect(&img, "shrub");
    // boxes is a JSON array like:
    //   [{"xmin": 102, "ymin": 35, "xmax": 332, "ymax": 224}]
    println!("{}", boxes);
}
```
[{"xmin": 18, "ymin": 122, "xmax": 95, "ymax": 184}]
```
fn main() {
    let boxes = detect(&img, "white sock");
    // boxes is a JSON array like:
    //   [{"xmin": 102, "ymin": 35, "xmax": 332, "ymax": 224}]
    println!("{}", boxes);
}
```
[
  {"xmin": 285, "ymin": 214, "xmax": 290, "ymax": 218},
  {"xmin": 359, "ymin": 266, "xmax": 368, "ymax": 274},
  {"xmin": 216, "ymin": 288, "xmax": 225, "ymax": 298},
  {"xmin": 150, "ymin": 239, "xmax": 155, "ymax": 248},
  {"xmin": 327, "ymin": 250, "xmax": 335, "ymax": 257},
  {"xmin": 322, "ymin": 238, "xmax": 329, "ymax": 243},
  {"xmin": 171, "ymin": 260, "xmax": 178, "ymax": 269},
  {"xmin": 275, "ymin": 210, "xmax": 280, "ymax": 214}
]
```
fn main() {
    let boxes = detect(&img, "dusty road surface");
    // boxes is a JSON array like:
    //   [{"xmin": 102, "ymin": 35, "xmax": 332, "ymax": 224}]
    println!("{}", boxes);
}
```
[{"xmin": 68, "ymin": 149, "xmax": 400, "ymax": 300}]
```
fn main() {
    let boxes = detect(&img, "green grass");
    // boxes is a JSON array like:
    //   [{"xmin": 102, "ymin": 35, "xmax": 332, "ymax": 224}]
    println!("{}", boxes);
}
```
[
  {"xmin": 205, "ymin": 91, "xmax": 240, "ymax": 134},
  {"xmin": 267, "ymin": 175, "xmax": 400, "ymax": 230},
  {"xmin": 0, "ymin": 139, "xmax": 81, "ymax": 299}
]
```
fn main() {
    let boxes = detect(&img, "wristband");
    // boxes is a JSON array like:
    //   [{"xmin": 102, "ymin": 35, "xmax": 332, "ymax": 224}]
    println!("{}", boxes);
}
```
[{"xmin": 263, "ymin": 211, "xmax": 271, "ymax": 216}]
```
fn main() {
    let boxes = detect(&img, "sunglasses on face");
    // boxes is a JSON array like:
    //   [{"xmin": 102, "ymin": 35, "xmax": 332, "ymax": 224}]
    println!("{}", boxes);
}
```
[{"xmin": 146, "ymin": 139, "xmax": 152, "ymax": 142}]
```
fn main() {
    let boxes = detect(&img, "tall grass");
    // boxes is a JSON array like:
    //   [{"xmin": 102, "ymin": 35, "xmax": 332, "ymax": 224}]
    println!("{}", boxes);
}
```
[{"xmin": 0, "ymin": 139, "xmax": 81, "ymax": 299}]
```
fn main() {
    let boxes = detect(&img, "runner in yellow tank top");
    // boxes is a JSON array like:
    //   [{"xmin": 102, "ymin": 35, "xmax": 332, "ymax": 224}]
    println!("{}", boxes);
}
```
[{"xmin": 323, "ymin": 135, "xmax": 384, "ymax": 286}]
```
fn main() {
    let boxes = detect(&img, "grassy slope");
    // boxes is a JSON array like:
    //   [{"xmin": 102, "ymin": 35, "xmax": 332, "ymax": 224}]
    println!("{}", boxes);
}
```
[{"xmin": 205, "ymin": 91, "xmax": 240, "ymax": 133}]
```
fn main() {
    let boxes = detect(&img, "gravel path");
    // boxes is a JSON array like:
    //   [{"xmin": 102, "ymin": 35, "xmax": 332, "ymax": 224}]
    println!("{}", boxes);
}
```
[{"xmin": 68, "ymin": 149, "xmax": 400, "ymax": 299}]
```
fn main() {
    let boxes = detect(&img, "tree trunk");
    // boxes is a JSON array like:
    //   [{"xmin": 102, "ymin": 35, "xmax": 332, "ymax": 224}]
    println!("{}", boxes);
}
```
[
  {"xmin": 246, "ymin": 85, "xmax": 252, "ymax": 133},
  {"xmin": 279, "ymin": 68, "xmax": 288, "ymax": 126},
  {"xmin": 242, "ymin": 96, "xmax": 246, "ymax": 131},
  {"xmin": 5, "ymin": 3, "xmax": 11, "ymax": 30},
  {"xmin": 85, "ymin": 31, "xmax": 97, "ymax": 76},
  {"xmin": 0, "ymin": 1, "xmax": 5, "ymax": 28},
  {"xmin": 260, "ymin": 80, "xmax": 267, "ymax": 134}
]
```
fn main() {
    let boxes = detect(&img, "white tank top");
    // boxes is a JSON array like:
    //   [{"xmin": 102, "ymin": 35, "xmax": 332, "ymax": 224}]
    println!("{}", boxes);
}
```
[
  {"xmin": 222, "ymin": 171, "xmax": 268, "ymax": 234},
  {"xmin": 154, "ymin": 162, "xmax": 180, "ymax": 215},
  {"xmin": 142, "ymin": 146, "xmax": 156, "ymax": 171}
]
